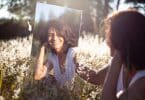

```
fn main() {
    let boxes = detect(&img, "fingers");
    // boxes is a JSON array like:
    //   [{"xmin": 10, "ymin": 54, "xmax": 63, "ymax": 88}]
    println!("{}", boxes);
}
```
[
  {"xmin": 40, "ymin": 42, "xmax": 49, "ymax": 51},
  {"xmin": 76, "ymin": 65, "xmax": 87, "ymax": 75},
  {"xmin": 43, "ymin": 42, "xmax": 48, "ymax": 48},
  {"xmin": 76, "ymin": 65, "xmax": 96, "ymax": 81}
]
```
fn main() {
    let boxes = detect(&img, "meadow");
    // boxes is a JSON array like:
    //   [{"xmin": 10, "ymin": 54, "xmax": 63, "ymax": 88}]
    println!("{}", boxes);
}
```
[{"xmin": 0, "ymin": 34, "xmax": 110, "ymax": 100}]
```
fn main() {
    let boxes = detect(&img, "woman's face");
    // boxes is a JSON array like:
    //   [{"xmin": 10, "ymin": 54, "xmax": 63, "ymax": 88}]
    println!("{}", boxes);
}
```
[{"xmin": 47, "ymin": 28, "xmax": 64, "ymax": 53}]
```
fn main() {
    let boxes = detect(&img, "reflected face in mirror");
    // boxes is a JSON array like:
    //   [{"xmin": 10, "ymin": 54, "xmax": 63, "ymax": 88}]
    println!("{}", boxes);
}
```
[{"xmin": 47, "ymin": 27, "xmax": 64, "ymax": 53}]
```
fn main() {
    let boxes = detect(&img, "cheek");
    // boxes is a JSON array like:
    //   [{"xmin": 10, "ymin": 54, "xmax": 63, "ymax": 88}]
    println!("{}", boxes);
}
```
[
  {"xmin": 60, "ymin": 38, "xmax": 64, "ymax": 44},
  {"xmin": 48, "ymin": 36, "xmax": 52, "ymax": 42}
]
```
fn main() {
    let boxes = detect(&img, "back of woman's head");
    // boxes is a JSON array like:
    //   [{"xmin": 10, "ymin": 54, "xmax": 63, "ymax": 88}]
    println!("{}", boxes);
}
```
[{"xmin": 105, "ymin": 10, "xmax": 145, "ymax": 71}]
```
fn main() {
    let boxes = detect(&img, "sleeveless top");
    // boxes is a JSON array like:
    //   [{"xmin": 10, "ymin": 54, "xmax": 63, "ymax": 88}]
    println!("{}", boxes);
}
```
[
  {"xmin": 47, "ymin": 47, "xmax": 77, "ymax": 89},
  {"xmin": 116, "ymin": 65, "xmax": 145, "ymax": 98}
]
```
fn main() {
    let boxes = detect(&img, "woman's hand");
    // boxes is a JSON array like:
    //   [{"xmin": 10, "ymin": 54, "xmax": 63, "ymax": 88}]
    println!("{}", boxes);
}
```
[
  {"xmin": 76, "ymin": 63, "xmax": 108, "ymax": 85},
  {"xmin": 41, "ymin": 42, "xmax": 49, "ymax": 50},
  {"xmin": 76, "ymin": 64, "xmax": 90, "ymax": 80},
  {"xmin": 34, "ymin": 42, "xmax": 49, "ymax": 80}
]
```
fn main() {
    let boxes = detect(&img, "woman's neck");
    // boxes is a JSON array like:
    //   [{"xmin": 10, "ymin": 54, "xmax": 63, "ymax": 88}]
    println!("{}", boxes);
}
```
[
  {"xmin": 56, "ymin": 51, "xmax": 64, "ymax": 56},
  {"xmin": 55, "ymin": 45, "xmax": 68, "ymax": 55}
]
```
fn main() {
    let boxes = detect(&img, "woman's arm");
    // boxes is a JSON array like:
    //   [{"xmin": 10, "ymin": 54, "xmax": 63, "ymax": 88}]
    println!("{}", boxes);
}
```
[
  {"xmin": 34, "ymin": 44, "xmax": 48, "ymax": 80},
  {"xmin": 101, "ymin": 51, "xmax": 122, "ymax": 100},
  {"xmin": 87, "ymin": 64, "xmax": 108, "ymax": 85},
  {"xmin": 74, "ymin": 48, "xmax": 108, "ymax": 85},
  {"xmin": 76, "ymin": 63, "xmax": 109, "ymax": 85}
]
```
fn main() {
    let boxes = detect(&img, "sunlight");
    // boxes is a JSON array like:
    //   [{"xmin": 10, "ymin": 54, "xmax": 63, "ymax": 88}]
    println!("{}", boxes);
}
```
[
  {"xmin": 76, "ymin": 35, "xmax": 110, "ymax": 68},
  {"xmin": 77, "ymin": 35, "xmax": 110, "ymax": 60},
  {"xmin": 0, "ymin": 10, "xmax": 19, "ymax": 19},
  {"xmin": 118, "ymin": 0, "xmax": 133, "ymax": 11}
]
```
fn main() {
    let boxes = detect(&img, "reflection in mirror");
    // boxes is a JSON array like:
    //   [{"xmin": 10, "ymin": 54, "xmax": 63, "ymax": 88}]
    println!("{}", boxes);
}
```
[{"xmin": 30, "ymin": 2, "xmax": 84, "ymax": 100}]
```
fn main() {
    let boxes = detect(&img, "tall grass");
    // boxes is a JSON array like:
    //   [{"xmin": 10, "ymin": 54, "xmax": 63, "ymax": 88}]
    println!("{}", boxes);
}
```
[
  {"xmin": 77, "ymin": 34, "xmax": 110, "ymax": 69},
  {"xmin": 0, "ymin": 34, "xmax": 110, "ymax": 100},
  {"xmin": 0, "ymin": 36, "xmax": 33, "ymax": 100}
]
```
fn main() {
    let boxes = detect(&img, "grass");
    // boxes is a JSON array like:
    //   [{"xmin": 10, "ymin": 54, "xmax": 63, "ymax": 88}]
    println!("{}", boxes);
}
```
[
  {"xmin": 0, "ymin": 34, "xmax": 110, "ymax": 100},
  {"xmin": 77, "ymin": 34, "xmax": 110, "ymax": 69}
]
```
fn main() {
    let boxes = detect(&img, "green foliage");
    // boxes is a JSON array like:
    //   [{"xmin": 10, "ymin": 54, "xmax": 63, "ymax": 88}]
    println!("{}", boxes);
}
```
[{"xmin": 125, "ymin": 0, "xmax": 145, "ymax": 3}]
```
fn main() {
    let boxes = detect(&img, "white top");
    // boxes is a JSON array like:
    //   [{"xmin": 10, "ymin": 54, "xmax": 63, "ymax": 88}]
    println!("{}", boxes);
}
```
[
  {"xmin": 116, "ymin": 65, "xmax": 145, "ymax": 98},
  {"xmin": 47, "ymin": 47, "xmax": 77, "ymax": 89}
]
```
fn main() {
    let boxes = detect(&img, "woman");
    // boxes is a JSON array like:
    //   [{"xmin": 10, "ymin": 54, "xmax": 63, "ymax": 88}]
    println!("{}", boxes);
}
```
[
  {"xmin": 77, "ymin": 9, "xmax": 145, "ymax": 100},
  {"xmin": 34, "ymin": 19, "xmax": 78, "ymax": 89},
  {"xmin": 101, "ymin": 9, "xmax": 145, "ymax": 100}
]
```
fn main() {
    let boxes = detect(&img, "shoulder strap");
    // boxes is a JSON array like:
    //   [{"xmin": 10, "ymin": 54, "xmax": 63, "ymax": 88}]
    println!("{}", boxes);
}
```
[
  {"xmin": 129, "ymin": 69, "xmax": 145, "ymax": 87},
  {"xmin": 117, "ymin": 66, "xmax": 124, "ymax": 93}
]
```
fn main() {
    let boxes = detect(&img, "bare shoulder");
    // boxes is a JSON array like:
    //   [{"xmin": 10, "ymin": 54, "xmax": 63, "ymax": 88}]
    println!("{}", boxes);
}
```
[{"xmin": 119, "ymin": 77, "xmax": 145, "ymax": 100}]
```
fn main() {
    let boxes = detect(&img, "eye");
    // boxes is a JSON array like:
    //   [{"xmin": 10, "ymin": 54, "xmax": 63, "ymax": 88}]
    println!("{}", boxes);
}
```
[
  {"xmin": 48, "ymin": 33, "xmax": 53, "ymax": 37},
  {"xmin": 56, "ymin": 33, "xmax": 63, "ymax": 37}
]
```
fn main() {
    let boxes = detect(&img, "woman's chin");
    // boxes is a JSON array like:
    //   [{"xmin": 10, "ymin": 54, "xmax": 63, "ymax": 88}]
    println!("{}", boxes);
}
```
[{"xmin": 53, "ymin": 47, "xmax": 62, "ymax": 52}]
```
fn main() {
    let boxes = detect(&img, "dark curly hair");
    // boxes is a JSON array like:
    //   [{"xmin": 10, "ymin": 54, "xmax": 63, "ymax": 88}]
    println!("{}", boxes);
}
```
[
  {"xmin": 44, "ymin": 19, "xmax": 77, "ymax": 53},
  {"xmin": 105, "ymin": 10, "xmax": 145, "ymax": 71}
]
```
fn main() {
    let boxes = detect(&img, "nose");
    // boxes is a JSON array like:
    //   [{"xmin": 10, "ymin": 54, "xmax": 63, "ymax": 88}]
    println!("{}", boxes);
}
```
[
  {"xmin": 50, "ymin": 34, "xmax": 58, "ymax": 42},
  {"xmin": 52, "ymin": 34, "xmax": 57, "ymax": 40}
]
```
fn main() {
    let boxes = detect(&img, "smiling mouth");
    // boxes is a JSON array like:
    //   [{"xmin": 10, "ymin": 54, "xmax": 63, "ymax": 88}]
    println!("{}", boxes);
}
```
[
  {"xmin": 49, "ymin": 41, "xmax": 61, "ymax": 47},
  {"xmin": 50, "ymin": 41, "xmax": 58, "ymax": 45}
]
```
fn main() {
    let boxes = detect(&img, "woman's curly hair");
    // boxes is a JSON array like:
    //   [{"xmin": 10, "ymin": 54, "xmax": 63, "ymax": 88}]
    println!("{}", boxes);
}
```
[{"xmin": 44, "ymin": 19, "xmax": 77, "ymax": 53}]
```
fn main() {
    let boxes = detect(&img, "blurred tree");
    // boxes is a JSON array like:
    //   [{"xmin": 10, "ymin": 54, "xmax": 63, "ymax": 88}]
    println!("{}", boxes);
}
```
[
  {"xmin": 0, "ymin": 0, "xmax": 35, "ymax": 39},
  {"xmin": 125, "ymin": 0, "xmax": 145, "ymax": 11},
  {"xmin": 0, "ymin": 0, "xmax": 36, "ymax": 19},
  {"xmin": 125, "ymin": 0, "xmax": 145, "ymax": 3},
  {"xmin": 0, "ymin": 0, "xmax": 116, "ymax": 39},
  {"xmin": 117, "ymin": 0, "xmax": 121, "ymax": 10},
  {"xmin": 0, "ymin": 18, "xmax": 31, "ymax": 39}
]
